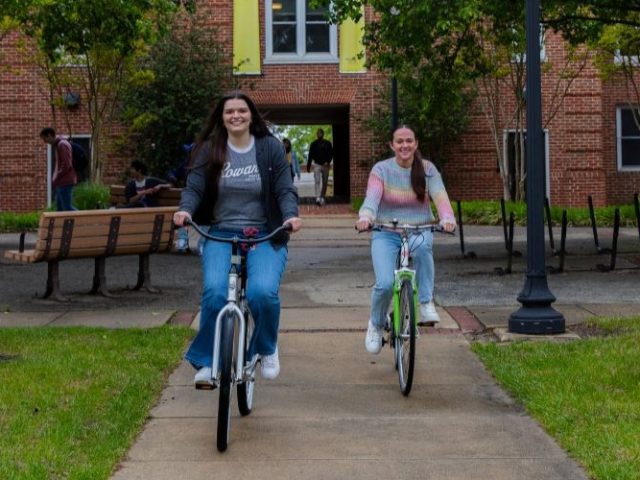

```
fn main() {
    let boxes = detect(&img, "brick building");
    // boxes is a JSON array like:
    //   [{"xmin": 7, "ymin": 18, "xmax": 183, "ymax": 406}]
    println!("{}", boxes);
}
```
[{"xmin": 1, "ymin": 1, "xmax": 639, "ymax": 212}]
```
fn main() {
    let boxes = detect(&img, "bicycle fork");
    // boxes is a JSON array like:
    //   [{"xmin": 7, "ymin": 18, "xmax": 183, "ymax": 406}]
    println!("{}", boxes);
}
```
[
  {"xmin": 392, "ymin": 269, "xmax": 419, "ymax": 337},
  {"xmin": 211, "ymin": 271, "xmax": 246, "ymax": 387}
]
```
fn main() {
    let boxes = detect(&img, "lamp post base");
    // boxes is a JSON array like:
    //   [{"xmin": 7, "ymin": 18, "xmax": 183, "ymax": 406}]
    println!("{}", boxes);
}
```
[
  {"xmin": 509, "ymin": 305, "xmax": 565, "ymax": 334},
  {"xmin": 509, "ymin": 275, "xmax": 565, "ymax": 334}
]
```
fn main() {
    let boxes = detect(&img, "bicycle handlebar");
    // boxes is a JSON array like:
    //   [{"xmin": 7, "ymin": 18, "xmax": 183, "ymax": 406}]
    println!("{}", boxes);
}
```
[
  {"xmin": 183, "ymin": 219, "xmax": 293, "ymax": 244},
  {"xmin": 357, "ymin": 222, "xmax": 455, "ymax": 235}
]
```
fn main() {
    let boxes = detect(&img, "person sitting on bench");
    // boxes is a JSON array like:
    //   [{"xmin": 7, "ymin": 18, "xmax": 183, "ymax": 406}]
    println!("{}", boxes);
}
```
[{"xmin": 124, "ymin": 160, "xmax": 171, "ymax": 207}]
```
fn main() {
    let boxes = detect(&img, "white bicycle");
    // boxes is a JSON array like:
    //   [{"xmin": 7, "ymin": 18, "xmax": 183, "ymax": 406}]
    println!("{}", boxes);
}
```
[{"xmin": 185, "ymin": 220, "xmax": 292, "ymax": 452}]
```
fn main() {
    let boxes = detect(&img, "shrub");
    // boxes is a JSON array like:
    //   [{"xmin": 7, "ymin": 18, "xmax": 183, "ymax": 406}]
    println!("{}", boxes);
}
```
[
  {"xmin": 73, "ymin": 182, "xmax": 110, "ymax": 210},
  {"xmin": 0, "ymin": 212, "xmax": 40, "ymax": 232}
]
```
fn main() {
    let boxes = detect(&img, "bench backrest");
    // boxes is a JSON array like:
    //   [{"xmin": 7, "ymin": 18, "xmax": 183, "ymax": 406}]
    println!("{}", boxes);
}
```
[
  {"xmin": 110, "ymin": 185, "xmax": 182, "ymax": 207},
  {"xmin": 31, "ymin": 207, "xmax": 177, "ymax": 262}
]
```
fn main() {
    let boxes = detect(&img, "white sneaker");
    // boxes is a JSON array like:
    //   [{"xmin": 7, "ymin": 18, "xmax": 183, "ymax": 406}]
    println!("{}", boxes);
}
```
[
  {"xmin": 319, "ymin": 197, "xmax": 326, "ymax": 206},
  {"xmin": 261, "ymin": 347, "xmax": 280, "ymax": 380},
  {"xmin": 365, "ymin": 321, "xmax": 383, "ymax": 354},
  {"xmin": 419, "ymin": 301, "xmax": 440, "ymax": 326},
  {"xmin": 194, "ymin": 366, "xmax": 213, "ymax": 389}
]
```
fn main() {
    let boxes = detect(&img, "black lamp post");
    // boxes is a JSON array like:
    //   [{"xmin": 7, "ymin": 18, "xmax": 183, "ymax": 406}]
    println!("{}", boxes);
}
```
[{"xmin": 508, "ymin": 0, "xmax": 565, "ymax": 334}]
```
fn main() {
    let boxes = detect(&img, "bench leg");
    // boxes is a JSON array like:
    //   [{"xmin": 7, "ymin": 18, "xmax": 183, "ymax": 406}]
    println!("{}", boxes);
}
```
[
  {"xmin": 90, "ymin": 257, "xmax": 116, "ymax": 297},
  {"xmin": 135, "ymin": 254, "xmax": 160, "ymax": 293},
  {"xmin": 42, "ymin": 261, "xmax": 70, "ymax": 302}
]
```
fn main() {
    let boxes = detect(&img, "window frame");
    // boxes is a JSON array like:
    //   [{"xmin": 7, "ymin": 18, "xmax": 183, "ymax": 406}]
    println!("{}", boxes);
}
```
[
  {"xmin": 511, "ymin": 26, "xmax": 547, "ymax": 64},
  {"xmin": 613, "ymin": 50, "xmax": 640, "ymax": 67},
  {"xmin": 616, "ymin": 106, "xmax": 640, "ymax": 172},
  {"xmin": 264, "ymin": 0, "xmax": 338, "ymax": 65}
]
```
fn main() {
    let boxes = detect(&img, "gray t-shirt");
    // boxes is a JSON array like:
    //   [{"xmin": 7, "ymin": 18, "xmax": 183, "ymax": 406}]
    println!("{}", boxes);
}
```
[{"xmin": 213, "ymin": 137, "xmax": 267, "ymax": 230}]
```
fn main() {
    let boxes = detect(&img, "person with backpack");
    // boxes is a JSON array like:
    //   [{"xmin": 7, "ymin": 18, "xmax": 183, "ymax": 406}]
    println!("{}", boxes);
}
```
[{"xmin": 40, "ymin": 127, "xmax": 77, "ymax": 211}]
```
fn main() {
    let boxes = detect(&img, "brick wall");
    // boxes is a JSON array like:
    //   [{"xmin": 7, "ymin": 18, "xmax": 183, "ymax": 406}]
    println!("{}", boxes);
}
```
[{"xmin": 2, "ymin": 7, "xmax": 640, "ymax": 212}]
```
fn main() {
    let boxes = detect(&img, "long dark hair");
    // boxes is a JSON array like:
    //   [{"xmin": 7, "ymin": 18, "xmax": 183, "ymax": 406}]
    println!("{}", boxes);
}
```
[
  {"xmin": 190, "ymin": 91, "xmax": 272, "ymax": 201},
  {"xmin": 392, "ymin": 125, "xmax": 426, "ymax": 201}
]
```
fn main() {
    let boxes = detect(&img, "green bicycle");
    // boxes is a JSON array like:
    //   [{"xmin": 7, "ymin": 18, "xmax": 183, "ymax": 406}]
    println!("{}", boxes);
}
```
[{"xmin": 370, "ymin": 221, "xmax": 451, "ymax": 396}]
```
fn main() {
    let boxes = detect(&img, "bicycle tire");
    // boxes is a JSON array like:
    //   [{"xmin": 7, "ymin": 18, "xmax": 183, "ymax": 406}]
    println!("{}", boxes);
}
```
[
  {"xmin": 237, "ymin": 303, "xmax": 254, "ymax": 416},
  {"xmin": 217, "ymin": 312, "xmax": 235, "ymax": 452},
  {"xmin": 395, "ymin": 279, "xmax": 416, "ymax": 396}
]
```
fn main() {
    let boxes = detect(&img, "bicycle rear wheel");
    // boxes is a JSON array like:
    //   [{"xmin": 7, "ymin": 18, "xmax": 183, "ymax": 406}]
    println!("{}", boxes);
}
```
[
  {"xmin": 395, "ymin": 279, "xmax": 416, "ymax": 396},
  {"xmin": 217, "ymin": 312, "xmax": 235, "ymax": 452},
  {"xmin": 237, "ymin": 302, "xmax": 254, "ymax": 416}
]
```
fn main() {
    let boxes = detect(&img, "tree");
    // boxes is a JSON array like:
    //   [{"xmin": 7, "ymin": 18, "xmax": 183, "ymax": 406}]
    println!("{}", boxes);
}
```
[
  {"xmin": 271, "ymin": 124, "xmax": 332, "ymax": 162},
  {"xmin": 474, "ymin": 2, "xmax": 590, "ymax": 201},
  {"xmin": 16, "ymin": 0, "xmax": 178, "ymax": 183},
  {"xmin": 119, "ymin": 16, "xmax": 233, "ymax": 178},
  {"xmin": 591, "ymin": 23, "xmax": 640, "ymax": 129},
  {"xmin": 323, "ymin": 0, "xmax": 484, "ymax": 166}
]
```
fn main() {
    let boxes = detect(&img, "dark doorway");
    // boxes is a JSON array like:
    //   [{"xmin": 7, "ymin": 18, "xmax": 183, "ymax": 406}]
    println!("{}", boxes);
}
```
[{"xmin": 260, "ymin": 105, "xmax": 350, "ymax": 202}]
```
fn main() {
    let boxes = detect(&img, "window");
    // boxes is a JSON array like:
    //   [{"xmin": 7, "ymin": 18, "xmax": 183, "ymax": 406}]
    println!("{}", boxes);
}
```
[
  {"xmin": 616, "ymin": 106, "xmax": 640, "ymax": 170},
  {"xmin": 614, "ymin": 50, "xmax": 640, "ymax": 67},
  {"xmin": 511, "ymin": 26, "xmax": 547, "ymax": 64},
  {"xmin": 265, "ymin": 0, "xmax": 337, "ymax": 64}
]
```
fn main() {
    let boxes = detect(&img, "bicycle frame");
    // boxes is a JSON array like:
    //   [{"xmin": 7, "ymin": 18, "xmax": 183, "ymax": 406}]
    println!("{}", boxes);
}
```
[
  {"xmin": 391, "ymin": 255, "xmax": 418, "ymax": 338},
  {"xmin": 373, "ymin": 222, "xmax": 442, "ymax": 336},
  {"xmin": 184, "ymin": 220, "xmax": 291, "ymax": 387},
  {"xmin": 211, "ymin": 250, "xmax": 247, "ymax": 387}
]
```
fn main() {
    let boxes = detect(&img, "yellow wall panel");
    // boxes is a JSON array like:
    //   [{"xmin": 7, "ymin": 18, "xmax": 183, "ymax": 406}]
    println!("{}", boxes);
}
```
[
  {"xmin": 233, "ymin": 0, "xmax": 261, "ymax": 74},
  {"xmin": 339, "ymin": 8, "xmax": 366, "ymax": 74}
]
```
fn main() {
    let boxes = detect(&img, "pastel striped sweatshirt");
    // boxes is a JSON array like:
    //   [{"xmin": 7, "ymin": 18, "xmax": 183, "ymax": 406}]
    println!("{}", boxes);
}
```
[{"xmin": 359, "ymin": 157, "xmax": 456, "ymax": 226}]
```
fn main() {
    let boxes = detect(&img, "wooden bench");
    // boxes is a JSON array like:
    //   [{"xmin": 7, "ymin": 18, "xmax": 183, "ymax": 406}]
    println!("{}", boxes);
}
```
[
  {"xmin": 109, "ymin": 184, "xmax": 182, "ymax": 208},
  {"xmin": 4, "ymin": 207, "xmax": 177, "ymax": 301}
]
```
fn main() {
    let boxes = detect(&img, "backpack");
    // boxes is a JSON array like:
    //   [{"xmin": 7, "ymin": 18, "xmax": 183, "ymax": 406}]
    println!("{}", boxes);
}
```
[{"xmin": 70, "ymin": 141, "xmax": 88, "ymax": 176}]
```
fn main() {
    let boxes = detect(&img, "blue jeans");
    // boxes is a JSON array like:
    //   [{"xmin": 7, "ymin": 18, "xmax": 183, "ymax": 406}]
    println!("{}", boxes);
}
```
[
  {"xmin": 185, "ymin": 228, "xmax": 288, "ymax": 369},
  {"xmin": 55, "ymin": 185, "xmax": 75, "ymax": 211},
  {"xmin": 369, "ymin": 230, "xmax": 434, "ymax": 329}
]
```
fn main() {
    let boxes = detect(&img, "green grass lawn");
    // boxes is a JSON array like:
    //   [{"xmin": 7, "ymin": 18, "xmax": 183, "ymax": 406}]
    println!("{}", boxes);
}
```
[
  {"xmin": 0, "ymin": 326, "xmax": 193, "ymax": 480},
  {"xmin": 473, "ymin": 317, "xmax": 640, "ymax": 480}
]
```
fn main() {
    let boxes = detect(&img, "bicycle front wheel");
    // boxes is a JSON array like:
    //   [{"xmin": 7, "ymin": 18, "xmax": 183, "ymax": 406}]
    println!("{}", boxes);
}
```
[
  {"xmin": 395, "ymin": 279, "xmax": 416, "ymax": 396},
  {"xmin": 217, "ymin": 312, "xmax": 235, "ymax": 452},
  {"xmin": 237, "ymin": 303, "xmax": 254, "ymax": 416}
]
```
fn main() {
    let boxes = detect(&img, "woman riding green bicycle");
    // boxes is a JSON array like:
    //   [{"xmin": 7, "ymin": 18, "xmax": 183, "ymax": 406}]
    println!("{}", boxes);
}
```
[{"xmin": 355, "ymin": 125, "xmax": 456, "ymax": 355}]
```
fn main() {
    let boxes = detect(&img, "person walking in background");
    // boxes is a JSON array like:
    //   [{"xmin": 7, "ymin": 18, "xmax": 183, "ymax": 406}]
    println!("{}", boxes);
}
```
[
  {"xmin": 40, "ymin": 127, "xmax": 77, "ymax": 211},
  {"xmin": 173, "ymin": 91, "xmax": 302, "ymax": 386},
  {"xmin": 283, "ymin": 138, "xmax": 301, "ymax": 182},
  {"xmin": 124, "ymin": 160, "xmax": 171, "ymax": 207},
  {"xmin": 306, "ymin": 128, "xmax": 333, "ymax": 206},
  {"xmin": 355, "ymin": 125, "xmax": 456, "ymax": 354}
]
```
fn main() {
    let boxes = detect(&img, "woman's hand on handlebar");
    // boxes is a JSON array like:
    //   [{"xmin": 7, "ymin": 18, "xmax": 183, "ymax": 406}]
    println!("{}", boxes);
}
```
[
  {"xmin": 355, "ymin": 217, "xmax": 371, "ymax": 232},
  {"xmin": 440, "ymin": 220, "xmax": 456, "ymax": 233},
  {"xmin": 283, "ymin": 217, "xmax": 302, "ymax": 233},
  {"xmin": 173, "ymin": 211, "xmax": 192, "ymax": 227}
]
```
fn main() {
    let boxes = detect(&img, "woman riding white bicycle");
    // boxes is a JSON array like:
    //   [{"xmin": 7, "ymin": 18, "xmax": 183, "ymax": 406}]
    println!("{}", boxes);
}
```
[
  {"xmin": 355, "ymin": 125, "xmax": 456, "ymax": 354},
  {"xmin": 173, "ymin": 91, "xmax": 302, "ymax": 386}
]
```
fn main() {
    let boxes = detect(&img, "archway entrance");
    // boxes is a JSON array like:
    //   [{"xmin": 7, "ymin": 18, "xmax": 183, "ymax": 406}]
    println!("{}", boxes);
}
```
[{"xmin": 260, "ymin": 105, "xmax": 350, "ymax": 203}]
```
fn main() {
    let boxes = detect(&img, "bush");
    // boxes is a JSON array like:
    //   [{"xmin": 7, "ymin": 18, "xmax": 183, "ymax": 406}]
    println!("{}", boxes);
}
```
[
  {"xmin": 73, "ymin": 182, "xmax": 110, "ymax": 210},
  {"xmin": 0, "ymin": 212, "xmax": 39, "ymax": 232}
]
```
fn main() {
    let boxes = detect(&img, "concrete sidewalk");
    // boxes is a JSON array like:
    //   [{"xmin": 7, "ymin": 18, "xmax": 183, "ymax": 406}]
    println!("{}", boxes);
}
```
[
  {"xmin": 4, "ymin": 214, "xmax": 639, "ymax": 479},
  {"xmin": 108, "ymin": 306, "xmax": 587, "ymax": 480}
]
